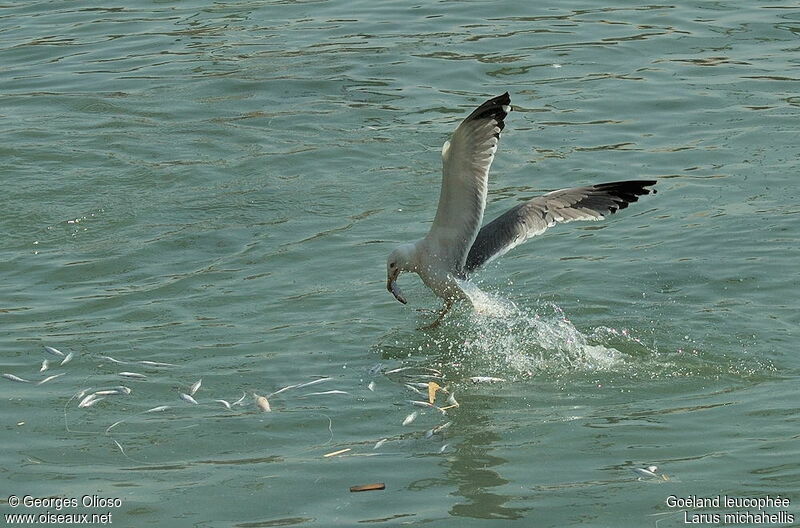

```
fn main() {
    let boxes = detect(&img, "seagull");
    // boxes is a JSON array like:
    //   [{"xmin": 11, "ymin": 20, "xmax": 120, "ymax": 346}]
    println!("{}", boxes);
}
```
[{"xmin": 386, "ymin": 92, "xmax": 657, "ymax": 324}]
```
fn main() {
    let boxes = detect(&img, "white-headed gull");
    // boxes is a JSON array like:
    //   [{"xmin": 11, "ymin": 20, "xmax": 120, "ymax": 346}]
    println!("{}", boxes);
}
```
[{"xmin": 386, "ymin": 92, "xmax": 657, "ymax": 324}]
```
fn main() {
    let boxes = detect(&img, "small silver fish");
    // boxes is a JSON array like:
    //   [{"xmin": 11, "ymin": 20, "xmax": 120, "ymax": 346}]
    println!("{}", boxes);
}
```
[
  {"xmin": 253, "ymin": 393, "xmax": 271, "ymax": 412},
  {"xmin": 36, "ymin": 373, "xmax": 66, "ymax": 385},
  {"xmin": 60, "ymin": 352, "xmax": 74, "ymax": 366},
  {"xmin": 214, "ymin": 399, "xmax": 232, "ymax": 410},
  {"xmin": 368, "ymin": 363, "xmax": 383, "ymax": 376},
  {"xmin": 93, "ymin": 389, "xmax": 126, "ymax": 396},
  {"xmin": 293, "ymin": 378, "xmax": 332, "ymax": 389},
  {"xmin": 44, "ymin": 346, "xmax": 65, "ymax": 358},
  {"xmin": 469, "ymin": 376, "xmax": 506, "ymax": 383},
  {"xmin": 407, "ymin": 400, "xmax": 435, "ymax": 408},
  {"xmin": 402, "ymin": 411, "xmax": 418, "ymax": 426},
  {"xmin": 112, "ymin": 385, "xmax": 132, "ymax": 395},
  {"xmin": 40, "ymin": 360, "xmax": 49, "ymax": 372},
  {"xmin": 106, "ymin": 420, "xmax": 124, "ymax": 432},
  {"xmin": 231, "ymin": 391, "xmax": 247, "ymax": 406},
  {"xmin": 144, "ymin": 405, "xmax": 170, "ymax": 413},
  {"xmin": 631, "ymin": 466, "xmax": 659, "ymax": 478},
  {"xmin": 367, "ymin": 381, "xmax": 376, "ymax": 391},
  {"xmin": 189, "ymin": 378, "xmax": 202, "ymax": 396},
  {"xmin": 385, "ymin": 366, "xmax": 414, "ymax": 374},
  {"xmin": 118, "ymin": 372, "xmax": 147, "ymax": 379},
  {"xmin": 433, "ymin": 421, "xmax": 452, "ymax": 434},
  {"xmin": 374, "ymin": 438, "xmax": 387, "ymax": 449},
  {"xmin": 179, "ymin": 393, "xmax": 198, "ymax": 405},
  {"xmin": 138, "ymin": 360, "xmax": 177, "ymax": 367},
  {"xmin": 301, "ymin": 390, "xmax": 349, "ymax": 397},
  {"xmin": 3, "ymin": 373, "xmax": 30, "ymax": 383},
  {"xmin": 404, "ymin": 384, "xmax": 427, "ymax": 397},
  {"xmin": 79, "ymin": 394, "xmax": 104, "ymax": 408},
  {"xmin": 439, "ymin": 444, "xmax": 449, "ymax": 453},
  {"xmin": 75, "ymin": 388, "xmax": 92, "ymax": 400},
  {"xmin": 102, "ymin": 356, "xmax": 130, "ymax": 365}
]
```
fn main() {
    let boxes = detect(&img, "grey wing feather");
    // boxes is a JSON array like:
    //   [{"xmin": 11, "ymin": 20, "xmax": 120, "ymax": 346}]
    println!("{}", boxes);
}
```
[{"xmin": 463, "ymin": 180, "xmax": 657, "ymax": 274}]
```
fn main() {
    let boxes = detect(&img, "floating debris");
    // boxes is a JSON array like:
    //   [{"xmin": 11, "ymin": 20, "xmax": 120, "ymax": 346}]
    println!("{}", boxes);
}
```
[
  {"xmin": 402, "ymin": 411, "xmax": 418, "ymax": 426},
  {"xmin": 350, "ymin": 483, "xmax": 385, "ymax": 492},
  {"xmin": 631, "ymin": 465, "xmax": 659, "ymax": 479},
  {"xmin": 40, "ymin": 360, "xmax": 49, "ymax": 372},
  {"xmin": 44, "ymin": 346, "xmax": 65, "ymax": 358},
  {"xmin": 79, "ymin": 394, "xmax": 104, "ymax": 408},
  {"xmin": 469, "ymin": 376, "xmax": 506, "ymax": 383},
  {"xmin": 144, "ymin": 405, "xmax": 170, "ymax": 413},
  {"xmin": 119, "ymin": 372, "xmax": 147, "ymax": 380},
  {"xmin": 189, "ymin": 378, "xmax": 202, "ymax": 396},
  {"xmin": 446, "ymin": 393, "xmax": 459, "ymax": 407},
  {"xmin": 368, "ymin": 381, "xmax": 376, "ymax": 391},
  {"xmin": 428, "ymin": 382, "xmax": 442, "ymax": 404},
  {"xmin": 323, "ymin": 448, "xmax": 351, "ymax": 458},
  {"xmin": 214, "ymin": 399, "xmax": 232, "ymax": 410},
  {"xmin": 179, "ymin": 393, "xmax": 198, "ymax": 405},
  {"xmin": 374, "ymin": 438, "xmax": 387, "ymax": 450},
  {"xmin": 3, "ymin": 373, "xmax": 31, "ymax": 383},
  {"xmin": 60, "ymin": 352, "xmax": 74, "ymax": 366},
  {"xmin": 138, "ymin": 360, "xmax": 177, "ymax": 367},
  {"xmin": 36, "ymin": 373, "xmax": 66, "ymax": 385},
  {"xmin": 253, "ymin": 393, "xmax": 271, "ymax": 412}
]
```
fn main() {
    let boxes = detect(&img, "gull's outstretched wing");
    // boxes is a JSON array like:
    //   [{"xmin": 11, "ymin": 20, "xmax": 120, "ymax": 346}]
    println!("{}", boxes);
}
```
[
  {"xmin": 464, "ymin": 180, "xmax": 657, "ymax": 274},
  {"xmin": 423, "ymin": 92, "xmax": 511, "ymax": 274}
]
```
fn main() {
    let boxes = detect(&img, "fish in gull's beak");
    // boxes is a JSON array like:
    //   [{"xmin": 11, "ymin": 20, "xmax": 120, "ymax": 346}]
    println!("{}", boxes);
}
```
[{"xmin": 387, "ymin": 268, "xmax": 407, "ymax": 304}]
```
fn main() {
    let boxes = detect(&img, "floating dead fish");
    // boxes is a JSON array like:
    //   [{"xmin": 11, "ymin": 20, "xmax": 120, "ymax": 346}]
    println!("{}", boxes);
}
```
[
  {"xmin": 144, "ymin": 405, "xmax": 170, "ymax": 413},
  {"xmin": 433, "ymin": 421, "xmax": 452, "ymax": 434},
  {"xmin": 631, "ymin": 466, "xmax": 659, "ymax": 478},
  {"xmin": 75, "ymin": 388, "xmax": 93, "ymax": 400},
  {"xmin": 374, "ymin": 438, "xmax": 387, "ymax": 449},
  {"xmin": 469, "ymin": 376, "xmax": 506, "ymax": 383},
  {"xmin": 384, "ymin": 366, "xmax": 413, "ymax": 375},
  {"xmin": 93, "ymin": 388, "xmax": 129, "ymax": 396},
  {"xmin": 44, "ymin": 346, "xmax": 65, "ymax": 358},
  {"xmin": 350, "ymin": 483, "xmax": 385, "ymax": 492},
  {"xmin": 79, "ymin": 394, "xmax": 103, "ymax": 408},
  {"xmin": 138, "ymin": 360, "xmax": 178, "ymax": 367},
  {"xmin": 301, "ymin": 390, "xmax": 349, "ymax": 397},
  {"xmin": 402, "ymin": 411, "xmax": 418, "ymax": 426},
  {"xmin": 404, "ymin": 384, "xmax": 427, "ymax": 397},
  {"xmin": 119, "ymin": 372, "xmax": 147, "ymax": 379},
  {"xmin": 189, "ymin": 378, "xmax": 202, "ymax": 396},
  {"xmin": 40, "ymin": 360, "xmax": 49, "ymax": 372},
  {"xmin": 36, "ymin": 373, "xmax": 65, "ymax": 385},
  {"xmin": 231, "ymin": 391, "xmax": 247, "ymax": 406},
  {"xmin": 368, "ymin": 381, "xmax": 376, "ymax": 391},
  {"xmin": 269, "ymin": 377, "xmax": 332, "ymax": 397},
  {"xmin": 3, "ymin": 373, "xmax": 31, "ymax": 383},
  {"xmin": 179, "ymin": 393, "xmax": 198, "ymax": 405},
  {"xmin": 106, "ymin": 420, "xmax": 124, "ymax": 433},
  {"xmin": 323, "ymin": 448, "xmax": 351, "ymax": 458},
  {"xmin": 407, "ymin": 400, "xmax": 435, "ymax": 408},
  {"xmin": 112, "ymin": 385, "xmax": 132, "ymax": 395},
  {"xmin": 439, "ymin": 444, "xmax": 449, "ymax": 453},
  {"xmin": 60, "ymin": 352, "xmax": 74, "ymax": 366},
  {"xmin": 368, "ymin": 363, "xmax": 383, "ymax": 376},
  {"xmin": 214, "ymin": 399, "xmax": 232, "ymax": 410},
  {"xmin": 253, "ymin": 393, "xmax": 271, "ymax": 412},
  {"xmin": 102, "ymin": 356, "xmax": 130, "ymax": 365}
]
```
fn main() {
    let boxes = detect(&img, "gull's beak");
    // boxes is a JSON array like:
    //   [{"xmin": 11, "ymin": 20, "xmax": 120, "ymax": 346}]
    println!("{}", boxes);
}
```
[{"xmin": 387, "ymin": 269, "xmax": 407, "ymax": 304}]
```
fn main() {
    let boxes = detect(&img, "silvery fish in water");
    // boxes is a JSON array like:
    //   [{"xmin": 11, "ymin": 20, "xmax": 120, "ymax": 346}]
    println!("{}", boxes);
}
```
[
  {"xmin": 60, "ymin": 352, "xmax": 74, "ymax": 366},
  {"xmin": 253, "ymin": 393, "xmax": 271, "ymax": 412},
  {"xmin": 404, "ymin": 384, "xmax": 426, "ymax": 397},
  {"xmin": 407, "ymin": 400, "xmax": 435, "ymax": 408},
  {"xmin": 374, "ymin": 438, "xmax": 387, "ymax": 449},
  {"xmin": 214, "ymin": 399, "xmax": 232, "ymax": 410},
  {"xmin": 469, "ymin": 376, "xmax": 506, "ymax": 383},
  {"xmin": 631, "ymin": 466, "xmax": 659, "ymax": 478},
  {"xmin": 79, "ymin": 394, "xmax": 103, "ymax": 408},
  {"xmin": 232, "ymin": 391, "xmax": 247, "ymax": 406},
  {"xmin": 138, "ymin": 360, "xmax": 178, "ymax": 367},
  {"xmin": 40, "ymin": 360, "xmax": 49, "ymax": 372},
  {"xmin": 36, "ymin": 373, "xmax": 65, "ymax": 385},
  {"xmin": 119, "ymin": 372, "xmax": 147, "ymax": 379},
  {"xmin": 102, "ymin": 356, "xmax": 130, "ymax": 365},
  {"xmin": 179, "ymin": 393, "xmax": 198, "ymax": 405},
  {"xmin": 402, "ymin": 411, "xmax": 418, "ymax": 426},
  {"xmin": 301, "ymin": 390, "xmax": 349, "ymax": 397},
  {"xmin": 144, "ymin": 405, "xmax": 170, "ymax": 413},
  {"xmin": 3, "ymin": 373, "xmax": 30, "ymax": 383},
  {"xmin": 190, "ymin": 378, "xmax": 202, "ymax": 396},
  {"xmin": 43, "ymin": 346, "xmax": 65, "ymax": 358},
  {"xmin": 93, "ymin": 389, "xmax": 126, "ymax": 396},
  {"xmin": 368, "ymin": 363, "xmax": 383, "ymax": 376}
]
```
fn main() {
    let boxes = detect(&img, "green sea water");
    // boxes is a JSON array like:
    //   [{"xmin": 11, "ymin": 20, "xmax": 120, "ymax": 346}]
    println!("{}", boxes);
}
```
[{"xmin": 1, "ymin": 1, "xmax": 799, "ymax": 526}]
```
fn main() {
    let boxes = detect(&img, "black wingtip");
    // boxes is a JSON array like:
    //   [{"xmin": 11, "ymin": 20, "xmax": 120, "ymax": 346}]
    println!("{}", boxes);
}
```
[
  {"xmin": 465, "ymin": 92, "xmax": 512, "ymax": 133},
  {"xmin": 592, "ymin": 180, "xmax": 658, "ymax": 215}
]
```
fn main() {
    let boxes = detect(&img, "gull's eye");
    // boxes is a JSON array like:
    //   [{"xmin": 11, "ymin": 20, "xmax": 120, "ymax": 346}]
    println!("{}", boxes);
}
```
[{"xmin": 389, "ymin": 262, "xmax": 396, "ymax": 269}]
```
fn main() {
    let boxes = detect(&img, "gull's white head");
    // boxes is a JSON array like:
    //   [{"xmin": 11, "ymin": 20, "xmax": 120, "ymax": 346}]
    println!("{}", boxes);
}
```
[{"xmin": 386, "ymin": 243, "xmax": 415, "ymax": 304}]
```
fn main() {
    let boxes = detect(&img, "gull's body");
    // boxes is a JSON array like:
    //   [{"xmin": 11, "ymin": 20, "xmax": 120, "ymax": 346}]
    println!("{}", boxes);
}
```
[{"xmin": 386, "ymin": 92, "xmax": 657, "ymax": 320}]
